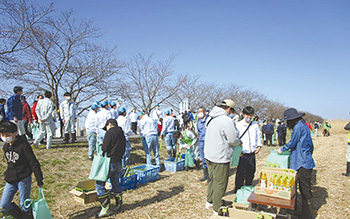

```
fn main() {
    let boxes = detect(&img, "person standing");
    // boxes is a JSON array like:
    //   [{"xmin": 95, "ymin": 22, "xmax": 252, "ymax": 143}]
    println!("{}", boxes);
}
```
[
  {"xmin": 32, "ymin": 91, "xmax": 56, "ymax": 149},
  {"xmin": 152, "ymin": 104, "xmax": 163, "ymax": 123},
  {"xmin": 197, "ymin": 107, "xmax": 209, "ymax": 181},
  {"xmin": 129, "ymin": 108, "xmax": 138, "ymax": 134},
  {"xmin": 32, "ymin": 95, "xmax": 44, "ymax": 123},
  {"xmin": 0, "ymin": 98, "xmax": 7, "ymax": 122},
  {"xmin": 276, "ymin": 121, "xmax": 287, "ymax": 146},
  {"xmin": 7, "ymin": 86, "xmax": 26, "ymax": 136},
  {"xmin": 204, "ymin": 99, "xmax": 240, "ymax": 215},
  {"xmin": 234, "ymin": 106, "xmax": 262, "ymax": 193},
  {"xmin": 161, "ymin": 110, "xmax": 176, "ymax": 158},
  {"xmin": 85, "ymin": 103, "xmax": 100, "ymax": 160},
  {"xmin": 323, "ymin": 121, "xmax": 331, "ymax": 137},
  {"xmin": 277, "ymin": 108, "xmax": 315, "ymax": 219},
  {"xmin": 95, "ymin": 119, "xmax": 125, "ymax": 217},
  {"xmin": 96, "ymin": 100, "xmax": 113, "ymax": 143},
  {"xmin": 0, "ymin": 121, "xmax": 44, "ymax": 219},
  {"xmin": 117, "ymin": 107, "xmax": 134, "ymax": 167},
  {"xmin": 138, "ymin": 112, "xmax": 161, "ymax": 168},
  {"xmin": 59, "ymin": 92, "xmax": 77, "ymax": 143},
  {"xmin": 109, "ymin": 101, "xmax": 118, "ymax": 119},
  {"xmin": 314, "ymin": 122, "xmax": 319, "ymax": 137},
  {"xmin": 343, "ymin": 121, "xmax": 350, "ymax": 177},
  {"xmin": 264, "ymin": 120, "xmax": 274, "ymax": 146},
  {"xmin": 21, "ymin": 96, "xmax": 33, "ymax": 139}
]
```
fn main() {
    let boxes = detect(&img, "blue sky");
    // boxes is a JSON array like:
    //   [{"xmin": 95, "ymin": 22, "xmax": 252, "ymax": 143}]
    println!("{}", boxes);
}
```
[{"xmin": 40, "ymin": 0, "xmax": 350, "ymax": 119}]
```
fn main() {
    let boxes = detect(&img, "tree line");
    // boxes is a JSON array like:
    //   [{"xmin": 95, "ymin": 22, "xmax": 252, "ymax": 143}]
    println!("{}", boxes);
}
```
[{"xmin": 0, "ymin": 0, "xmax": 323, "ymax": 122}]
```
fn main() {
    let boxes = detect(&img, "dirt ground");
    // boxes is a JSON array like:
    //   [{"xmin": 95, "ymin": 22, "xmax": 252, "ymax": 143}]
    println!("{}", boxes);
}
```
[{"xmin": 0, "ymin": 120, "xmax": 349, "ymax": 219}]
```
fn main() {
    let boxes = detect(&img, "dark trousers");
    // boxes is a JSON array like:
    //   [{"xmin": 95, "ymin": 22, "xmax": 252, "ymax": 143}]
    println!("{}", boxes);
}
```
[
  {"xmin": 235, "ymin": 153, "xmax": 256, "ymax": 191},
  {"xmin": 265, "ymin": 133, "xmax": 273, "ymax": 145},
  {"xmin": 278, "ymin": 133, "xmax": 286, "ymax": 146},
  {"xmin": 131, "ymin": 122, "xmax": 137, "ymax": 133},
  {"xmin": 297, "ymin": 167, "xmax": 313, "ymax": 201}
]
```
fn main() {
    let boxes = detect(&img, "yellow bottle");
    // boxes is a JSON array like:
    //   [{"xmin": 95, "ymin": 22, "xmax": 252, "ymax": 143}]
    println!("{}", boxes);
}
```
[
  {"xmin": 282, "ymin": 176, "xmax": 289, "ymax": 191},
  {"xmin": 269, "ymin": 174, "xmax": 275, "ymax": 189},
  {"xmin": 276, "ymin": 174, "xmax": 283, "ymax": 190},
  {"xmin": 260, "ymin": 172, "xmax": 267, "ymax": 188}
]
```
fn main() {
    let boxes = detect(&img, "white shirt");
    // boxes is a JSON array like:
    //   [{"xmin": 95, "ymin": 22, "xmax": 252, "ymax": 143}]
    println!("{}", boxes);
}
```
[
  {"xmin": 161, "ymin": 115, "xmax": 175, "ymax": 135},
  {"xmin": 117, "ymin": 115, "xmax": 133, "ymax": 140},
  {"xmin": 59, "ymin": 100, "xmax": 77, "ymax": 120},
  {"xmin": 96, "ymin": 108, "xmax": 113, "ymax": 130},
  {"xmin": 109, "ymin": 108, "xmax": 118, "ymax": 119},
  {"xmin": 85, "ymin": 110, "xmax": 98, "ymax": 133},
  {"xmin": 36, "ymin": 98, "xmax": 55, "ymax": 124},
  {"xmin": 152, "ymin": 109, "xmax": 163, "ymax": 121},
  {"xmin": 129, "ymin": 111, "xmax": 138, "ymax": 123},
  {"xmin": 236, "ymin": 120, "xmax": 262, "ymax": 154},
  {"xmin": 138, "ymin": 115, "xmax": 158, "ymax": 137}
]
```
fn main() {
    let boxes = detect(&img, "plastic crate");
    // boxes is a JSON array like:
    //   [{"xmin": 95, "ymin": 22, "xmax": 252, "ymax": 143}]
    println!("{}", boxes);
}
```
[
  {"xmin": 132, "ymin": 164, "xmax": 160, "ymax": 185},
  {"xmin": 106, "ymin": 174, "xmax": 138, "ymax": 192},
  {"xmin": 164, "ymin": 157, "xmax": 185, "ymax": 172}
]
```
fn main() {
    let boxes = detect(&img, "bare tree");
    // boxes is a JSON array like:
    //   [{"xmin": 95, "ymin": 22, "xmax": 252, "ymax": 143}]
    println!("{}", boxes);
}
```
[{"xmin": 118, "ymin": 54, "xmax": 187, "ymax": 114}]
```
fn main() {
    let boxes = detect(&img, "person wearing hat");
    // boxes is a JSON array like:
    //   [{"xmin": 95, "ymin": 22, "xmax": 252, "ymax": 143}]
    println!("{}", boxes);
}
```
[
  {"xmin": 85, "ymin": 103, "xmax": 100, "ymax": 160},
  {"xmin": 276, "ymin": 108, "xmax": 315, "ymax": 219},
  {"xmin": 95, "ymin": 119, "xmax": 125, "ymax": 217},
  {"xmin": 138, "ymin": 112, "xmax": 161, "ymax": 168},
  {"xmin": 96, "ymin": 100, "xmax": 113, "ymax": 143},
  {"xmin": 110, "ymin": 101, "xmax": 119, "ymax": 119},
  {"xmin": 152, "ymin": 104, "xmax": 163, "ymax": 123},
  {"xmin": 204, "ymin": 99, "xmax": 240, "ymax": 216},
  {"xmin": 116, "ymin": 107, "xmax": 134, "ymax": 167},
  {"xmin": 59, "ymin": 92, "xmax": 77, "ymax": 143},
  {"xmin": 161, "ymin": 110, "xmax": 176, "ymax": 158}
]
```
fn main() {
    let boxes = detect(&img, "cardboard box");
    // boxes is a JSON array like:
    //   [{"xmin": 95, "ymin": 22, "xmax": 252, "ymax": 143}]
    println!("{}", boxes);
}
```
[
  {"xmin": 210, "ymin": 207, "xmax": 276, "ymax": 219},
  {"xmin": 69, "ymin": 180, "xmax": 97, "ymax": 204},
  {"xmin": 255, "ymin": 167, "xmax": 296, "ymax": 200}
]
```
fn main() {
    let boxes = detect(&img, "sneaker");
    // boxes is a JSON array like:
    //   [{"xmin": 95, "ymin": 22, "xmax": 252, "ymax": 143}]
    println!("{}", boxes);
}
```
[
  {"xmin": 98, "ymin": 204, "xmax": 112, "ymax": 218},
  {"xmin": 205, "ymin": 201, "xmax": 213, "ymax": 210},
  {"xmin": 88, "ymin": 156, "xmax": 93, "ymax": 160}
]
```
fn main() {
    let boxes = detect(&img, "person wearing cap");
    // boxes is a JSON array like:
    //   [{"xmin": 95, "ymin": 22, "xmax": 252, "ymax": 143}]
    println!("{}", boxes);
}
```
[
  {"xmin": 59, "ymin": 92, "xmax": 77, "ymax": 143},
  {"xmin": 197, "ymin": 106, "xmax": 209, "ymax": 181},
  {"xmin": 138, "ymin": 112, "xmax": 161, "ymax": 168},
  {"xmin": 96, "ymin": 100, "xmax": 113, "ymax": 143},
  {"xmin": 204, "ymin": 99, "xmax": 240, "ymax": 215},
  {"xmin": 116, "ymin": 107, "xmax": 134, "ymax": 167},
  {"xmin": 276, "ymin": 108, "xmax": 315, "ymax": 219},
  {"xmin": 85, "ymin": 103, "xmax": 100, "ymax": 160},
  {"xmin": 152, "ymin": 104, "xmax": 163, "ymax": 123},
  {"xmin": 234, "ymin": 106, "xmax": 262, "ymax": 193},
  {"xmin": 95, "ymin": 119, "xmax": 125, "ymax": 217},
  {"xmin": 109, "ymin": 101, "xmax": 119, "ymax": 119},
  {"xmin": 161, "ymin": 110, "xmax": 176, "ymax": 158}
]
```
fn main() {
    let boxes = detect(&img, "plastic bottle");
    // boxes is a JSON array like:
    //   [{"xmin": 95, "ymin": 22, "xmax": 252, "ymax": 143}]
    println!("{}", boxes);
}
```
[
  {"xmin": 276, "ymin": 174, "xmax": 282, "ymax": 190},
  {"xmin": 269, "ymin": 174, "xmax": 275, "ymax": 189},
  {"xmin": 282, "ymin": 176, "xmax": 289, "ymax": 191},
  {"xmin": 222, "ymin": 207, "xmax": 229, "ymax": 217},
  {"xmin": 260, "ymin": 172, "xmax": 267, "ymax": 188}
]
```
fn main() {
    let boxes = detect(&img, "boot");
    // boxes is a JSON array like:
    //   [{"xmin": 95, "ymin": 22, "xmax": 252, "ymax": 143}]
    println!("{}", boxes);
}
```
[
  {"xmin": 301, "ymin": 199, "xmax": 313, "ymax": 219},
  {"xmin": 71, "ymin": 133, "xmax": 76, "ymax": 143},
  {"xmin": 342, "ymin": 162, "xmax": 350, "ymax": 176},
  {"xmin": 97, "ymin": 193, "xmax": 111, "ymax": 218},
  {"xmin": 172, "ymin": 148, "xmax": 177, "ymax": 158},
  {"xmin": 23, "ymin": 210, "xmax": 34, "ymax": 219},
  {"xmin": 167, "ymin": 150, "xmax": 172, "ymax": 159},
  {"xmin": 64, "ymin": 133, "xmax": 69, "ymax": 144},
  {"xmin": 115, "ymin": 193, "xmax": 123, "ymax": 212},
  {"xmin": 199, "ymin": 167, "xmax": 208, "ymax": 182},
  {"xmin": 195, "ymin": 160, "xmax": 201, "ymax": 170},
  {"xmin": 6, "ymin": 202, "xmax": 24, "ymax": 219}
]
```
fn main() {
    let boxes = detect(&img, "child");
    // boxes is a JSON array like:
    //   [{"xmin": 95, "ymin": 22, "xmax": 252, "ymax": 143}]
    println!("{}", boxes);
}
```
[
  {"xmin": 277, "ymin": 108, "xmax": 315, "ymax": 219},
  {"xmin": 178, "ymin": 125, "xmax": 200, "ymax": 170},
  {"xmin": 0, "ymin": 121, "xmax": 44, "ymax": 219}
]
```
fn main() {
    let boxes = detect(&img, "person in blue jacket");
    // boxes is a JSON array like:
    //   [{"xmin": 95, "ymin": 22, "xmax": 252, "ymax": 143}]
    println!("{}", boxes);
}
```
[
  {"xmin": 196, "ymin": 107, "xmax": 209, "ymax": 181},
  {"xmin": 7, "ymin": 86, "xmax": 25, "ymax": 136},
  {"xmin": 277, "ymin": 108, "xmax": 315, "ymax": 219}
]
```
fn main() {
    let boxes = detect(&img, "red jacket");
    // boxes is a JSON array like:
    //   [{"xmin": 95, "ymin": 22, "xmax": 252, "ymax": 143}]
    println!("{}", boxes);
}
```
[
  {"xmin": 22, "ymin": 102, "xmax": 32, "ymax": 122},
  {"xmin": 306, "ymin": 122, "xmax": 312, "ymax": 131},
  {"xmin": 32, "ymin": 102, "xmax": 38, "ymax": 121}
]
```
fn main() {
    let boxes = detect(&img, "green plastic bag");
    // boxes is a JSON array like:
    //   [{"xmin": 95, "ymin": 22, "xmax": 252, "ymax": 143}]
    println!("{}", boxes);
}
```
[
  {"xmin": 230, "ymin": 146, "xmax": 242, "ymax": 168},
  {"xmin": 32, "ymin": 123, "xmax": 40, "ymax": 141},
  {"xmin": 89, "ymin": 145, "xmax": 110, "ymax": 181},
  {"xmin": 24, "ymin": 188, "xmax": 52, "ymax": 219},
  {"xmin": 185, "ymin": 148, "xmax": 194, "ymax": 167},
  {"xmin": 236, "ymin": 186, "xmax": 255, "ymax": 204}
]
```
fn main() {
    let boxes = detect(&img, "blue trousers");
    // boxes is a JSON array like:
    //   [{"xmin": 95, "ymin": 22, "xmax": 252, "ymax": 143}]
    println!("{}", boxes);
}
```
[
  {"xmin": 198, "ymin": 140, "xmax": 207, "ymax": 168},
  {"xmin": 144, "ymin": 134, "xmax": 161, "ymax": 167},
  {"xmin": 95, "ymin": 162, "xmax": 122, "ymax": 196},
  {"xmin": 87, "ymin": 131, "xmax": 97, "ymax": 156},
  {"xmin": 0, "ymin": 176, "xmax": 32, "ymax": 212},
  {"xmin": 164, "ymin": 132, "xmax": 176, "ymax": 152}
]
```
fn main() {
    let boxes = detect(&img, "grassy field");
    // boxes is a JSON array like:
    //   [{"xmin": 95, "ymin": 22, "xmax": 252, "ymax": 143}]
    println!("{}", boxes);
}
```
[{"xmin": 0, "ymin": 120, "xmax": 349, "ymax": 218}]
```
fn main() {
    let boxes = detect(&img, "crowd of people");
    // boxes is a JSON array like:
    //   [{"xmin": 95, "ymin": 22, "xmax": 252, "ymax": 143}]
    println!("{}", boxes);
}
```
[{"xmin": 0, "ymin": 86, "xmax": 328, "ymax": 218}]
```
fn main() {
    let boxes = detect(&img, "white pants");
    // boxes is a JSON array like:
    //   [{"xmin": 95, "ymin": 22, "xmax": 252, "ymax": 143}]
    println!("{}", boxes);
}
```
[
  {"xmin": 64, "ymin": 118, "xmax": 76, "ymax": 134},
  {"xmin": 11, "ymin": 120, "xmax": 25, "ymax": 136},
  {"xmin": 34, "ymin": 122, "xmax": 56, "ymax": 149}
]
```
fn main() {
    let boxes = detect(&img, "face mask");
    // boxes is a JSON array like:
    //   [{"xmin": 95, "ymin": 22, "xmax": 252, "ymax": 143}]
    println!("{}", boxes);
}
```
[
  {"xmin": 198, "ymin": 112, "xmax": 204, "ymax": 119},
  {"xmin": 156, "ymin": 107, "xmax": 159, "ymax": 110},
  {"xmin": 65, "ymin": 97, "xmax": 71, "ymax": 101},
  {"xmin": 1, "ymin": 135, "xmax": 14, "ymax": 144},
  {"xmin": 244, "ymin": 117, "xmax": 251, "ymax": 123}
]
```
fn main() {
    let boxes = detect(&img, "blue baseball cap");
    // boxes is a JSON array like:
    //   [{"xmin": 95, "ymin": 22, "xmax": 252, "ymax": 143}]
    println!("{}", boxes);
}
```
[
  {"xmin": 111, "ymin": 101, "xmax": 117, "ymax": 106},
  {"xmin": 91, "ymin": 103, "xmax": 99, "ymax": 110},
  {"xmin": 164, "ymin": 110, "xmax": 170, "ymax": 115},
  {"xmin": 101, "ymin": 100, "xmax": 109, "ymax": 107},
  {"xmin": 137, "ymin": 112, "xmax": 144, "ymax": 119},
  {"xmin": 118, "ymin": 107, "xmax": 126, "ymax": 114},
  {"xmin": 94, "ymin": 101, "xmax": 100, "ymax": 106}
]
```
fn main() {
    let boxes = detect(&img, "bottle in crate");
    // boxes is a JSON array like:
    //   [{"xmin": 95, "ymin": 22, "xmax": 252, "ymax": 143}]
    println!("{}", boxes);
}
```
[{"xmin": 260, "ymin": 172, "xmax": 267, "ymax": 188}]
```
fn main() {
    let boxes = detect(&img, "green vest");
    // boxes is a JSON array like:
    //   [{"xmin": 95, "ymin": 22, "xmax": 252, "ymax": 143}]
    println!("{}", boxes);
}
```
[
  {"xmin": 180, "ymin": 130, "xmax": 193, "ymax": 145},
  {"xmin": 348, "ymin": 131, "xmax": 350, "ymax": 143}
]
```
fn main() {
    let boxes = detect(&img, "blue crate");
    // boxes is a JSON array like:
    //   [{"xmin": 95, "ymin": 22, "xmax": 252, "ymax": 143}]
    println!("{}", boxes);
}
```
[
  {"xmin": 107, "ymin": 174, "xmax": 138, "ymax": 191},
  {"xmin": 164, "ymin": 157, "xmax": 185, "ymax": 172},
  {"xmin": 132, "ymin": 164, "xmax": 160, "ymax": 185}
]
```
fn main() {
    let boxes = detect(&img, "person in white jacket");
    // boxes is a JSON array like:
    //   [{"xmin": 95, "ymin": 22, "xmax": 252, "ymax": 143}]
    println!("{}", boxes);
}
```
[
  {"xmin": 204, "ymin": 99, "xmax": 240, "ymax": 216},
  {"xmin": 59, "ymin": 92, "xmax": 77, "ymax": 143},
  {"xmin": 234, "ymin": 106, "xmax": 262, "ymax": 193},
  {"xmin": 85, "ymin": 103, "xmax": 100, "ymax": 160},
  {"xmin": 96, "ymin": 100, "xmax": 113, "ymax": 143},
  {"xmin": 117, "ymin": 107, "xmax": 134, "ymax": 167},
  {"xmin": 32, "ymin": 91, "xmax": 56, "ymax": 149}
]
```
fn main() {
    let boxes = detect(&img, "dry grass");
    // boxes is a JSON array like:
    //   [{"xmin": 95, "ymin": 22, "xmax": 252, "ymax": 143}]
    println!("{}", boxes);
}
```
[
  {"xmin": 0, "ymin": 131, "xmax": 349, "ymax": 219},
  {"xmin": 326, "ymin": 119, "xmax": 349, "ymax": 135}
]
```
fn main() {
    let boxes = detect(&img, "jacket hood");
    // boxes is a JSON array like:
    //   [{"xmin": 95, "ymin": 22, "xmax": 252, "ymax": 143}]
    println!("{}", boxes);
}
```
[{"xmin": 209, "ymin": 106, "xmax": 228, "ymax": 118}]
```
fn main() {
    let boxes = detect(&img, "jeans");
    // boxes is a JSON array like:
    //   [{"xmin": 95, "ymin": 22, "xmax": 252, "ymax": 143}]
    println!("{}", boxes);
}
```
[
  {"xmin": 87, "ymin": 131, "xmax": 97, "ymax": 156},
  {"xmin": 97, "ymin": 130, "xmax": 106, "ymax": 146},
  {"xmin": 95, "ymin": 162, "xmax": 122, "ymax": 196},
  {"xmin": 144, "ymin": 134, "xmax": 161, "ymax": 167},
  {"xmin": 164, "ymin": 132, "xmax": 176, "ymax": 152},
  {"xmin": 122, "ymin": 140, "xmax": 132, "ymax": 167},
  {"xmin": 0, "ymin": 176, "xmax": 32, "ymax": 212},
  {"xmin": 198, "ymin": 140, "xmax": 207, "ymax": 168}
]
